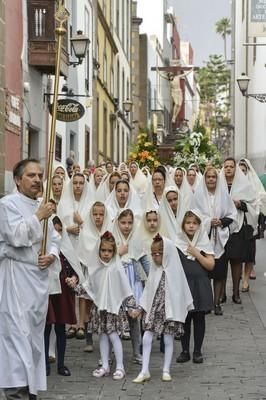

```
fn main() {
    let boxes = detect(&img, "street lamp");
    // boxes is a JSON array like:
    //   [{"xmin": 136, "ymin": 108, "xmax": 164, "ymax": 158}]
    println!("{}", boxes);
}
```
[
  {"xmin": 70, "ymin": 30, "xmax": 90, "ymax": 67},
  {"xmin": 123, "ymin": 98, "xmax": 133, "ymax": 114},
  {"xmin": 236, "ymin": 73, "xmax": 266, "ymax": 103}
]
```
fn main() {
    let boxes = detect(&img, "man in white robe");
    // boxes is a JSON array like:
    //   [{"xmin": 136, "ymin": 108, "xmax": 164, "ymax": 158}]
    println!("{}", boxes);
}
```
[{"xmin": 0, "ymin": 159, "xmax": 60, "ymax": 400}]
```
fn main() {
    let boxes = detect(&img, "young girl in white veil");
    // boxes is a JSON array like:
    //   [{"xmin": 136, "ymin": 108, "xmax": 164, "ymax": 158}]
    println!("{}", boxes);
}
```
[
  {"xmin": 70, "ymin": 232, "xmax": 137, "ymax": 380},
  {"xmin": 132, "ymin": 234, "xmax": 193, "ymax": 383},
  {"xmin": 112, "ymin": 209, "xmax": 146, "ymax": 364},
  {"xmin": 176, "ymin": 210, "xmax": 215, "ymax": 364},
  {"xmin": 77, "ymin": 201, "xmax": 112, "ymax": 351}
]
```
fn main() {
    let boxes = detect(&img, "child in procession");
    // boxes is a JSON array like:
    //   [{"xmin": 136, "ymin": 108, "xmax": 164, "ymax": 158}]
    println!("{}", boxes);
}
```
[
  {"xmin": 176, "ymin": 210, "xmax": 215, "ymax": 364},
  {"xmin": 132, "ymin": 234, "xmax": 193, "ymax": 383},
  {"xmin": 68, "ymin": 231, "xmax": 137, "ymax": 380},
  {"xmin": 112, "ymin": 209, "xmax": 147, "ymax": 364}
]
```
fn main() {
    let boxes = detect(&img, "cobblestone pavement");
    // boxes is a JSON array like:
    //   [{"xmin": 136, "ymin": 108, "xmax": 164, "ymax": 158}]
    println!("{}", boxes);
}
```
[
  {"xmin": 2, "ymin": 241, "xmax": 266, "ymax": 400},
  {"xmin": 40, "ymin": 278, "xmax": 266, "ymax": 400}
]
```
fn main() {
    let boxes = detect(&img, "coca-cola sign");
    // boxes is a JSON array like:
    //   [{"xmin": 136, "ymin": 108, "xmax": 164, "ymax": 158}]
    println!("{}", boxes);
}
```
[{"xmin": 49, "ymin": 98, "xmax": 85, "ymax": 122}]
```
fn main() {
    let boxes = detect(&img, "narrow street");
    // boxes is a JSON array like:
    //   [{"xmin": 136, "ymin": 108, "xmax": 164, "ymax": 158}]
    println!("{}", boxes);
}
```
[{"xmin": 38, "ymin": 239, "xmax": 266, "ymax": 400}]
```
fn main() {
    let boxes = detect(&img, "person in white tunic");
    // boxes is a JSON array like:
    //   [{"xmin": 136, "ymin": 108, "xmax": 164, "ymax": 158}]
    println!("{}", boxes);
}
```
[{"xmin": 0, "ymin": 159, "xmax": 60, "ymax": 400}]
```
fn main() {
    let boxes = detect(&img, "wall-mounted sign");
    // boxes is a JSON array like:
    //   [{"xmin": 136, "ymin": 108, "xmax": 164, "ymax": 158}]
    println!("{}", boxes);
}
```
[
  {"xmin": 249, "ymin": 0, "xmax": 266, "ymax": 37},
  {"xmin": 49, "ymin": 98, "xmax": 85, "ymax": 122}
]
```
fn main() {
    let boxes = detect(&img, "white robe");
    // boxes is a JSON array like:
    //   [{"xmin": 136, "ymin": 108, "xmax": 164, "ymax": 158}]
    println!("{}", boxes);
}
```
[{"xmin": 0, "ymin": 193, "xmax": 60, "ymax": 395}]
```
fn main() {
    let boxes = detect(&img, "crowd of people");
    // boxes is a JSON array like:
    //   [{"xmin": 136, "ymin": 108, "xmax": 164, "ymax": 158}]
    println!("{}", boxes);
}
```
[{"xmin": 1, "ymin": 155, "xmax": 266, "ymax": 399}]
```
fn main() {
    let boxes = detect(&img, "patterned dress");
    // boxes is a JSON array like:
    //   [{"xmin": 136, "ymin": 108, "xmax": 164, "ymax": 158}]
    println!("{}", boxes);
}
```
[
  {"xmin": 91, "ymin": 296, "xmax": 136, "ymax": 335},
  {"xmin": 75, "ymin": 284, "xmax": 136, "ymax": 336},
  {"xmin": 143, "ymin": 272, "xmax": 184, "ymax": 336}
]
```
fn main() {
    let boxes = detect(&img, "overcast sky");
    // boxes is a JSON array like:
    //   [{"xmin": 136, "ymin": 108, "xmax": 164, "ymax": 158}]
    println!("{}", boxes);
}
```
[{"xmin": 171, "ymin": 0, "xmax": 231, "ymax": 66}]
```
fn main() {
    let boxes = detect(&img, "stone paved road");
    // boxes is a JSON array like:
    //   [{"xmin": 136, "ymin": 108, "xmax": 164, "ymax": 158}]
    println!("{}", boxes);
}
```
[
  {"xmin": 40, "ymin": 240, "xmax": 266, "ymax": 400},
  {"xmin": 2, "ymin": 240, "xmax": 266, "ymax": 400}
]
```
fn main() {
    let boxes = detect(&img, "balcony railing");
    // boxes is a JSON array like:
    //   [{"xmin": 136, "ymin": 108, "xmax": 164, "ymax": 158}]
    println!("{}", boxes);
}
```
[{"xmin": 28, "ymin": 0, "xmax": 68, "ymax": 77}]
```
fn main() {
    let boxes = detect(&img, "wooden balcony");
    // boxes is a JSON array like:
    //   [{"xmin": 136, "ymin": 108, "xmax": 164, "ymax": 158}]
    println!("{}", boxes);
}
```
[{"xmin": 28, "ymin": 0, "xmax": 69, "ymax": 77}]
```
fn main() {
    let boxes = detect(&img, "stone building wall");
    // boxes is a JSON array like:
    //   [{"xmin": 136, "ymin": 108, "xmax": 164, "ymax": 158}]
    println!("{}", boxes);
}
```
[{"xmin": 0, "ymin": 0, "xmax": 5, "ymax": 197}]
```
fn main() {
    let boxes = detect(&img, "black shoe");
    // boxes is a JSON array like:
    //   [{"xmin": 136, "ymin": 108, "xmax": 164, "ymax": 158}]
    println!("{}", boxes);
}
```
[
  {"xmin": 214, "ymin": 305, "xmax": 223, "ymax": 316},
  {"xmin": 57, "ymin": 366, "xmax": 71, "ymax": 376},
  {"xmin": 176, "ymin": 351, "xmax": 190, "ymax": 363},
  {"xmin": 232, "ymin": 295, "xmax": 242, "ymax": 304},
  {"xmin": 193, "ymin": 351, "xmax": 203, "ymax": 363}
]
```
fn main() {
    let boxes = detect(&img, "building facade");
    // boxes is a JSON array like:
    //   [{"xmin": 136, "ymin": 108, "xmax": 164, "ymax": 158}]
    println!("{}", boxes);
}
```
[
  {"xmin": 232, "ymin": 0, "xmax": 266, "ymax": 171},
  {"xmin": 0, "ymin": 0, "xmax": 5, "ymax": 196}
]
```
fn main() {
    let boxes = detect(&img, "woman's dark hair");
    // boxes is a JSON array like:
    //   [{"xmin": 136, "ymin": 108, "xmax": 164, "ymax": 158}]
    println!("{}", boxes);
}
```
[
  {"xmin": 73, "ymin": 172, "xmax": 85, "ymax": 180},
  {"xmin": 182, "ymin": 211, "xmax": 201, "ymax": 231},
  {"xmin": 118, "ymin": 208, "xmax": 134, "ymax": 221},
  {"xmin": 115, "ymin": 179, "xmax": 130, "ymax": 190},
  {"xmin": 239, "ymin": 159, "xmax": 249, "ymax": 170},
  {"xmin": 153, "ymin": 168, "xmax": 166, "ymax": 181},
  {"xmin": 224, "ymin": 157, "xmax": 236, "ymax": 166}
]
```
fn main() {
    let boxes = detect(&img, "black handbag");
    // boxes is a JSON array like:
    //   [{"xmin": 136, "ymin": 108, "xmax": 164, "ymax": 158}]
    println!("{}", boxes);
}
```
[{"xmin": 241, "ymin": 215, "xmax": 254, "ymax": 241}]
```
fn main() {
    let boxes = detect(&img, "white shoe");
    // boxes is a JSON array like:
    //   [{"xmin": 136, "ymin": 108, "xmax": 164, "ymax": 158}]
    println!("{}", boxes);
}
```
[
  {"xmin": 92, "ymin": 367, "xmax": 110, "ymax": 378},
  {"xmin": 112, "ymin": 369, "xmax": 125, "ymax": 380},
  {"xmin": 162, "ymin": 371, "xmax": 172, "ymax": 382},
  {"xmin": 132, "ymin": 372, "xmax": 151, "ymax": 383}
]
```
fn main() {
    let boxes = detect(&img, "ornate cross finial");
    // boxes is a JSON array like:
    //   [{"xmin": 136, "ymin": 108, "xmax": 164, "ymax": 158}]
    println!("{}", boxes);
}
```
[{"xmin": 55, "ymin": 0, "xmax": 70, "ymax": 26}]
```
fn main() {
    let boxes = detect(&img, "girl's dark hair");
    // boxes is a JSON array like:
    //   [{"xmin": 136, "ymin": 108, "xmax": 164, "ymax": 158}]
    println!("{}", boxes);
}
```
[
  {"xmin": 182, "ymin": 211, "xmax": 201, "ymax": 231},
  {"xmin": 52, "ymin": 215, "xmax": 62, "ymax": 227},
  {"xmin": 115, "ymin": 179, "xmax": 130, "ymax": 190},
  {"xmin": 146, "ymin": 210, "xmax": 158, "ymax": 218},
  {"xmin": 100, "ymin": 231, "xmax": 117, "ymax": 255},
  {"xmin": 175, "ymin": 167, "xmax": 184, "ymax": 173},
  {"xmin": 118, "ymin": 208, "xmax": 134, "ymax": 221},
  {"xmin": 151, "ymin": 233, "xmax": 163, "ymax": 251}
]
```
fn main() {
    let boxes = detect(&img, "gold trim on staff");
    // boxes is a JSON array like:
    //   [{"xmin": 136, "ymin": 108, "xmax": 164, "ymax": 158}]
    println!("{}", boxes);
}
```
[{"xmin": 41, "ymin": 0, "xmax": 70, "ymax": 255}]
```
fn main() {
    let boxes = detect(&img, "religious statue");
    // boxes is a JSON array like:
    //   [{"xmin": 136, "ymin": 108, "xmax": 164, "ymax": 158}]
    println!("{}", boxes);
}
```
[{"xmin": 169, "ymin": 69, "xmax": 193, "ymax": 124}]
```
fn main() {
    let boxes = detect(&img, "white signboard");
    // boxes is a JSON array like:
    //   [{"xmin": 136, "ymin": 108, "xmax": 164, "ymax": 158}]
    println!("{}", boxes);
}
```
[{"xmin": 249, "ymin": 0, "xmax": 266, "ymax": 37}]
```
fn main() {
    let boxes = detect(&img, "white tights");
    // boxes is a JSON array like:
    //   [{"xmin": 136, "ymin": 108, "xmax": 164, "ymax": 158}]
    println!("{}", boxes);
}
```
[
  {"xmin": 141, "ymin": 331, "xmax": 174, "ymax": 374},
  {"xmin": 99, "ymin": 332, "xmax": 124, "ymax": 371}
]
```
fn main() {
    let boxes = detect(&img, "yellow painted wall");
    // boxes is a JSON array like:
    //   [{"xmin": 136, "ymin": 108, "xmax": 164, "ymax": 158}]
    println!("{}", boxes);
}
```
[{"xmin": 97, "ymin": 0, "xmax": 115, "ymax": 162}]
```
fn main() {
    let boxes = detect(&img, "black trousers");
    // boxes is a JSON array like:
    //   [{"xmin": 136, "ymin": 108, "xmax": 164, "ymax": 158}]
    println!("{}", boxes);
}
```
[
  {"xmin": 44, "ymin": 323, "xmax": 66, "ymax": 369},
  {"xmin": 181, "ymin": 311, "xmax": 205, "ymax": 353}
]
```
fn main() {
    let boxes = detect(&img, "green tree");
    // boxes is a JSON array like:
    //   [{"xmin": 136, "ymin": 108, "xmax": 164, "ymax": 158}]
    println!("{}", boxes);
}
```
[
  {"xmin": 215, "ymin": 17, "xmax": 231, "ymax": 61},
  {"xmin": 198, "ymin": 54, "xmax": 231, "ymax": 125}
]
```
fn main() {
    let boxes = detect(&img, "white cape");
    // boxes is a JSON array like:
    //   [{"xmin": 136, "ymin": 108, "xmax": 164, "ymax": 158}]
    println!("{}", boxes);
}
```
[
  {"xmin": 192, "ymin": 172, "xmax": 238, "ymax": 258},
  {"xmin": 82, "ymin": 239, "xmax": 133, "ymax": 315},
  {"xmin": 140, "ymin": 237, "xmax": 194, "ymax": 323}
]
